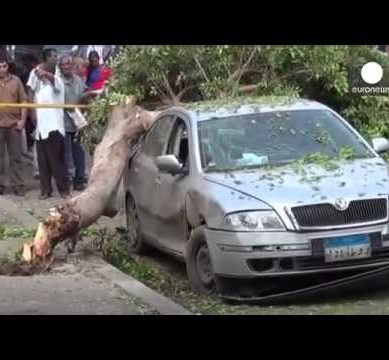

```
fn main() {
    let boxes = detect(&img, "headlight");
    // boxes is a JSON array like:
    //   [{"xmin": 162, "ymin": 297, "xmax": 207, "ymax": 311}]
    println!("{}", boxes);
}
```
[{"xmin": 220, "ymin": 211, "xmax": 284, "ymax": 232}]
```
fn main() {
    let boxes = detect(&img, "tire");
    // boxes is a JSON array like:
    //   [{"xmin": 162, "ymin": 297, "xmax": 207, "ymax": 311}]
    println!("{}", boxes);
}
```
[
  {"xmin": 185, "ymin": 226, "xmax": 218, "ymax": 295},
  {"xmin": 124, "ymin": 194, "xmax": 147, "ymax": 254}
]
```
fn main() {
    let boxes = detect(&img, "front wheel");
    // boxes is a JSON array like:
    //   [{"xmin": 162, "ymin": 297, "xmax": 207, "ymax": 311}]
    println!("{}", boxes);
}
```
[
  {"xmin": 124, "ymin": 194, "xmax": 147, "ymax": 254},
  {"xmin": 185, "ymin": 226, "xmax": 218, "ymax": 295}
]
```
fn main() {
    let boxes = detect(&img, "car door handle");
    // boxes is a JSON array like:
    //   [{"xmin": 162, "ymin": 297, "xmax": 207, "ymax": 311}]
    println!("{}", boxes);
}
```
[{"xmin": 155, "ymin": 176, "xmax": 162, "ymax": 186}]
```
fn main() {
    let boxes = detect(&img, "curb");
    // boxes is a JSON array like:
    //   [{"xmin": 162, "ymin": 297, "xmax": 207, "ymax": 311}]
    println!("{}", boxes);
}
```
[{"xmin": 89, "ymin": 257, "xmax": 193, "ymax": 315}]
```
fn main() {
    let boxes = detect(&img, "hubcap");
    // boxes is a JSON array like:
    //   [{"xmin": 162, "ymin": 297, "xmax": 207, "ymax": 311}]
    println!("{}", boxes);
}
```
[{"xmin": 196, "ymin": 245, "xmax": 214, "ymax": 285}]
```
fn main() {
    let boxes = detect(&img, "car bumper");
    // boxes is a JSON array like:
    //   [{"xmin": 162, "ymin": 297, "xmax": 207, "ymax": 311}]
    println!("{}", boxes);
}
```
[{"xmin": 205, "ymin": 223, "xmax": 389, "ymax": 278}]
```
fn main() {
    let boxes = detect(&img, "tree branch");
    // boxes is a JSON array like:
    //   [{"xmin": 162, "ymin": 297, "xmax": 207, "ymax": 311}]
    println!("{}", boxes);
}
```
[
  {"xmin": 176, "ymin": 85, "xmax": 196, "ymax": 101},
  {"xmin": 279, "ymin": 68, "xmax": 314, "ymax": 80},
  {"xmin": 150, "ymin": 80, "xmax": 168, "ymax": 100},
  {"xmin": 22, "ymin": 97, "xmax": 160, "ymax": 264},
  {"xmin": 229, "ymin": 46, "xmax": 260, "ymax": 83},
  {"xmin": 193, "ymin": 55, "xmax": 210, "ymax": 83},
  {"xmin": 162, "ymin": 75, "xmax": 180, "ymax": 105},
  {"xmin": 238, "ymin": 84, "xmax": 262, "ymax": 93}
]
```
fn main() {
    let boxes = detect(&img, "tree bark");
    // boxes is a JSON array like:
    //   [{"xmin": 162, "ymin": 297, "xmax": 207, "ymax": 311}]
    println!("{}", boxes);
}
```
[{"xmin": 22, "ymin": 96, "xmax": 159, "ymax": 264}]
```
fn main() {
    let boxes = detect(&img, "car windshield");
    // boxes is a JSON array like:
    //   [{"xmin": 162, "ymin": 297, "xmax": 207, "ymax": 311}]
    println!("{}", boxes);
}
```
[{"xmin": 198, "ymin": 109, "xmax": 374, "ymax": 172}]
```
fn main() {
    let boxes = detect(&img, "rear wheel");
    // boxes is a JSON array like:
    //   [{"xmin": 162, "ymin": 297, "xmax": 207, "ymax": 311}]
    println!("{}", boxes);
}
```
[
  {"xmin": 124, "ymin": 194, "xmax": 147, "ymax": 254},
  {"xmin": 185, "ymin": 226, "xmax": 218, "ymax": 295}
]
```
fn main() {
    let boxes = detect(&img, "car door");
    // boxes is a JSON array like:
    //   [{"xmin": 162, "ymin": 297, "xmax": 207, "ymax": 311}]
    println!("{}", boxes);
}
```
[
  {"xmin": 151, "ymin": 116, "xmax": 192, "ymax": 256},
  {"xmin": 128, "ymin": 114, "xmax": 175, "ymax": 246}
]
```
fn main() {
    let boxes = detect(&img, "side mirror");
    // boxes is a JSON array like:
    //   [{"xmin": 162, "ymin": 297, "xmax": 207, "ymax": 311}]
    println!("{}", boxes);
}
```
[
  {"xmin": 155, "ymin": 155, "xmax": 186, "ymax": 175},
  {"xmin": 372, "ymin": 137, "xmax": 389, "ymax": 154}
]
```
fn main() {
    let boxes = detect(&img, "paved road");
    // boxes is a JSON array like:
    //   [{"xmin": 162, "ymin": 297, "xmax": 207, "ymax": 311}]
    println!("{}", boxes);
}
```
[
  {"xmin": 0, "ymin": 261, "xmax": 157, "ymax": 315},
  {"xmin": 0, "ymin": 275, "xmax": 139, "ymax": 315},
  {"xmin": 0, "ymin": 157, "xmax": 159, "ymax": 316}
]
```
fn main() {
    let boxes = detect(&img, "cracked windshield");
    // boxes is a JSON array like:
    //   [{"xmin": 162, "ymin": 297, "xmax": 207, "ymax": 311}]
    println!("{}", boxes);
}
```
[{"xmin": 198, "ymin": 110, "xmax": 374, "ymax": 172}]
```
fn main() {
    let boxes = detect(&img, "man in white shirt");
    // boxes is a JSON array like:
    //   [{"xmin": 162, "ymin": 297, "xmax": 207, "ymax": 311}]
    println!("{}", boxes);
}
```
[
  {"xmin": 27, "ymin": 48, "xmax": 60, "ymax": 179},
  {"xmin": 27, "ymin": 48, "xmax": 70, "ymax": 199}
]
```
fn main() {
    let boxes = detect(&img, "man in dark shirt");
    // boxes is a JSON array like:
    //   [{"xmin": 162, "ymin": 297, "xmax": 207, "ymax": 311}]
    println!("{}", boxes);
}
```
[
  {"xmin": 59, "ymin": 55, "xmax": 90, "ymax": 191},
  {"xmin": 0, "ymin": 56, "xmax": 27, "ymax": 196}
]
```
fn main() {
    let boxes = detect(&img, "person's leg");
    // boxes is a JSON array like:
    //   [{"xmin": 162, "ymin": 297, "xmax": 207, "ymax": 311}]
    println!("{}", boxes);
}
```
[
  {"xmin": 36, "ymin": 137, "xmax": 53, "ymax": 197},
  {"xmin": 46, "ymin": 131, "xmax": 69, "ymax": 196},
  {"xmin": 33, "ymin": 140, "xmax": 39, "ymax": 178},
  {"xmin": 21, "ymin": 128, "xmax": 28, "ymax": 156},
  {"xmin": 65, "ymin": 132, "xmax": 75, "ymax": 183},
  {"xmin": 25, "ymin": 116, "xmax": 35, "ymax": 150},
  {"xmin": 0, "ymin": 128, "xmax": 6, "ymax": 194},
  {"xmin": 5, "ymin": 128, "xmax": 24, "ymax": 195},
  {"xmin": 71, "ymin": 132, "xmax": 86, "ymax": 190}
]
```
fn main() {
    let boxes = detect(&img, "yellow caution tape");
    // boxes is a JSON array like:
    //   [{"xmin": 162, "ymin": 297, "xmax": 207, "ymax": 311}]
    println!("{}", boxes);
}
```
[{"xmin": 0, "ymin": 103, "xmax": 91, "ymax": 110}]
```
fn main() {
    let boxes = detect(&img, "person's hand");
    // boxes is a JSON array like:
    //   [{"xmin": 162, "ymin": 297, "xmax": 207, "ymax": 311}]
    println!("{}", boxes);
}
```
[
  {"xmin": 85, "ymin": 89, "xmax": 98, "ymax": 97},
  {"xmin": 35, "ymin": 66, "xmax": 45, "ymax": 78},
  {"xmin": 36, "ymin": 68, "xmax": 53, "ymax": 81},
  {"xmin": 41, "ymin": 70, "xmax": 51, "ymax": 79},
  {"xmin": 81, "ymin": 90, "xmax": 97, "ymax": 104},
  {"xmin": 15, "ymin": 120, "xmax": 26, "ymax": 131},
  {"xmin": 36, "ymin": 69, "xmax": 48, "ymax": 80}
]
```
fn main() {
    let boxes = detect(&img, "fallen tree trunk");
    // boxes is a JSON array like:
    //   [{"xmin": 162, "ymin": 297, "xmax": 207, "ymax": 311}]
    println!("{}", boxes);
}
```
[{"xmin": 22, "ymin": 96, "xmax": 159, "ymax": 264}]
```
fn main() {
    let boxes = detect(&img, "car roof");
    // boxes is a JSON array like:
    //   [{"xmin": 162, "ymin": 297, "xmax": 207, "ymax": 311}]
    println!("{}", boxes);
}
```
[{"xmin": 165, "ymin": 96, "xmax": 330, "ymax": 122}]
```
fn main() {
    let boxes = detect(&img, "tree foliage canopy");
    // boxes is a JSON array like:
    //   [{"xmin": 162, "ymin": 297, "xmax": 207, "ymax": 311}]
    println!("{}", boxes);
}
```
[{"xmin": 86, "ymin": 45, "xmax": 389, "ymax": 151}]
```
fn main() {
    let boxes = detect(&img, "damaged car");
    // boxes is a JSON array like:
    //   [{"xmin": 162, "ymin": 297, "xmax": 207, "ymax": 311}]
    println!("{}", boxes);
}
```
[{"xmin": 123, "ymin": 97, "xmax": 389, "ymax": 299}]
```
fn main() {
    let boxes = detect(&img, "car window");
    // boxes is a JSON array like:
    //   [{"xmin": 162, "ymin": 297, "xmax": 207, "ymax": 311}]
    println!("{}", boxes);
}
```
[
  {"xmin": 143, "ymin": 115, "xmax": 175, "ymax": 157},
  {"xmin": 166, "ymin": 118, "xmax": 189, "ymax": 169}
]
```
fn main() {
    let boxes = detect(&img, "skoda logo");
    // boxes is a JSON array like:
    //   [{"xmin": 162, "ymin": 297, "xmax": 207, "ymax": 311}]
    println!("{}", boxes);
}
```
[{"xmin": 334, "ymin": 198, "xmax": 349, "ymax": 211}]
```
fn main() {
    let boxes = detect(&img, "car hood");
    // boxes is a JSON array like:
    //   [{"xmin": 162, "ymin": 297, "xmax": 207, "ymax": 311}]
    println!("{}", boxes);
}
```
[{"xmin": 203, "ymin": 157, "xmax": 389, "ymax": 210}]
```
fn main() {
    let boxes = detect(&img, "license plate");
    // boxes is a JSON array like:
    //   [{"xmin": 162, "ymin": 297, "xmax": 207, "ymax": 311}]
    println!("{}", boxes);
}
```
[{"xmin": 323, "ymin": 234, "xmax": 371, "ymax": 263}]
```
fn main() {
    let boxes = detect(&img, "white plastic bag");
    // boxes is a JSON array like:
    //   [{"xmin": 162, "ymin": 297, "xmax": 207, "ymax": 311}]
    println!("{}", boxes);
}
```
[{"xmin": 73, "ymin": 108, "xmax": 88, "ymax": 130}]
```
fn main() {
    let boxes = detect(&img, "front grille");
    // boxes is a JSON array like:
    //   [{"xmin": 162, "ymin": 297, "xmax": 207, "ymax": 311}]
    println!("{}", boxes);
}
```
[{"xmin": 291, "ymin": 199, "xmax": 387, "ymax": 228}]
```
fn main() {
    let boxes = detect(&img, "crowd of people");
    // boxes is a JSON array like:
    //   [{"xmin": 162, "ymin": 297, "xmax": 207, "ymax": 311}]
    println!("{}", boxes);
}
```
[{"xmin": 0, "ymin": 47, "xmax": 112, "ymax": 199}]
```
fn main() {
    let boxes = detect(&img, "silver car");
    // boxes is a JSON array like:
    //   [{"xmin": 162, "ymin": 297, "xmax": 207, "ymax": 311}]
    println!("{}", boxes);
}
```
[{"xmin": 123, "ymin": 97, "xmax": 389, "ymax": 297}]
